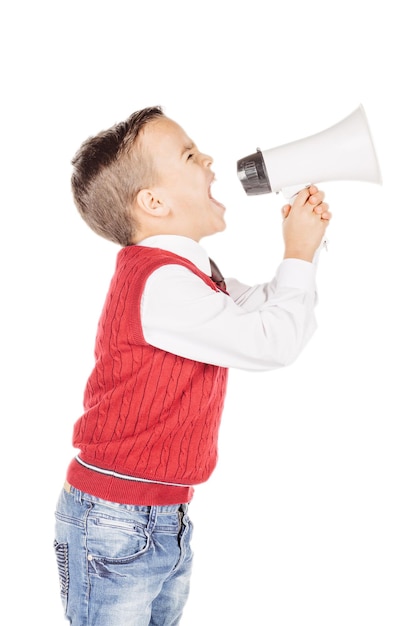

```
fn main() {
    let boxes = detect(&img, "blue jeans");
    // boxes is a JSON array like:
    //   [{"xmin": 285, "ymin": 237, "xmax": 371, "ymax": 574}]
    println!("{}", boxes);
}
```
[{"xmin": 54, "ymin": 484, "xmax": 193, "ymax": 625}]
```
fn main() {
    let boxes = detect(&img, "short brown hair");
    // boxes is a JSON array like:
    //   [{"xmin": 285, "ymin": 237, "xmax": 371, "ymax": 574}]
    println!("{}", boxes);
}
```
[{"xmin": 71, "ymin": 106, "xmax": 164, "ymax": 246}]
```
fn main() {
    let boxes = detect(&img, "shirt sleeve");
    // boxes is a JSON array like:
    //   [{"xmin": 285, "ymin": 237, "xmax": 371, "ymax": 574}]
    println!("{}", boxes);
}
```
[{"xmin": 141, "ymin": 259, "xmax": 318, "ymax": 371}]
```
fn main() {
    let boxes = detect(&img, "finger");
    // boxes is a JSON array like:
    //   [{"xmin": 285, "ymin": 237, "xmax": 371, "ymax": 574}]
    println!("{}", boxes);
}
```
[
  {"xmin": 294, "ymin": 187, "xmax": 312, "ymax": 206},
  {"xmin": 308, "ymin": 190, "xmax": 325, "ymax": 205},
  {"xmin": 281, "ymin": 204, "xmax": 291, "ymax": 219},
  {"xmin": 313, "ymin": 201, "xmax": 329, "ymax": 215},
  {"xmin": 318, "ymin": 206, "xmax": 332, "ymax": 221},
  {"xmin": 320, "ymin": 210, "xmax": 332, "ymax": 221}
]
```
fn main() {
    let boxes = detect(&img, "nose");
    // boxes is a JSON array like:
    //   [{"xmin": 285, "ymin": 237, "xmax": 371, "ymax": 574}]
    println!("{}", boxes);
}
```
[{"xmin": 200, "ymin": 152, "xmax": 213, "ymax": 167}]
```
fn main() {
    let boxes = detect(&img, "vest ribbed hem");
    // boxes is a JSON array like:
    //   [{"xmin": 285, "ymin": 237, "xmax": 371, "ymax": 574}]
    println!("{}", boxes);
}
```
[{"xmin": 66, "ymin": 457, "xmax": 194, "ymax": 506}]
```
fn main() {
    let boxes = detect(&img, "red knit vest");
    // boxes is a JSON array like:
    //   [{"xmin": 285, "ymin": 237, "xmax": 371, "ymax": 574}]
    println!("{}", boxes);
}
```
[{"xmin": 66, "ymin": 246, "xmax": 228, "ymax": 505}]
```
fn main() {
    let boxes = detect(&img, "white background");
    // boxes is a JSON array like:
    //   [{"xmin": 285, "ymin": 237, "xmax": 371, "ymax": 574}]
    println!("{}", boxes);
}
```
[{"xmin": 1, "ymin": 1, "xmax": 416, "ymax": 624}]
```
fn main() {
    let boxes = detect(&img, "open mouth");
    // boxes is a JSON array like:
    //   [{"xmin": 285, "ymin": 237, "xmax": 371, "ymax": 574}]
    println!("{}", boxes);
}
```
[{"xmin": 209, "ymin": 177, "xmax": 226, "ymax": 211}]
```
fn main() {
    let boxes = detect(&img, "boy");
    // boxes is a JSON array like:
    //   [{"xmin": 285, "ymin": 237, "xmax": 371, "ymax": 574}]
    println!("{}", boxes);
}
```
[{"xmin": 54, "ymin": 106, "xmax": 331, "ymax": 625}]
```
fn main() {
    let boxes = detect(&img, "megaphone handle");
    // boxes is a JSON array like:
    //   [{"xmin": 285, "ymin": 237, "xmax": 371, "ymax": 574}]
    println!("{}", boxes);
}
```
[{"xmin": 281, "ymin": 183, "xmax": 311, "ymax": 205}]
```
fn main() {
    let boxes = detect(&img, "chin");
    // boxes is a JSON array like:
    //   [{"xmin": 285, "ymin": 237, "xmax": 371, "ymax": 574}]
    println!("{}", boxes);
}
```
[
  {"xmin": 212, "ymin": 215, "xmax": 227, "ymax": 234},
  {"xmin": 199, "ymin": 222, "xmax": 226, "ymax": 241}
]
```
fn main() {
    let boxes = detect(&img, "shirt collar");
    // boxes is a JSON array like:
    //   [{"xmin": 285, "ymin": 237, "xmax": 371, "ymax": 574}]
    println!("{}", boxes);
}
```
[{"xmin": 137, "ymin": 235, "xmax": 211, "ymax": 275}]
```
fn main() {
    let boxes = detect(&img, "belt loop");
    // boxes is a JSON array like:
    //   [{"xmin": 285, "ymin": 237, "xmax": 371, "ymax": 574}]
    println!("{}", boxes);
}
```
[{"xmin": 145, "ymin": 506, "xmax": 158, "ymax": 535}]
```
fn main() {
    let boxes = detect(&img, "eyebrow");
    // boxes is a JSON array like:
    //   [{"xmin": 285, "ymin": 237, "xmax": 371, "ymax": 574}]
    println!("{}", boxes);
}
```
[{"xmin": 181, "ymin": 141, "xmax": 195, "ymax": 157}]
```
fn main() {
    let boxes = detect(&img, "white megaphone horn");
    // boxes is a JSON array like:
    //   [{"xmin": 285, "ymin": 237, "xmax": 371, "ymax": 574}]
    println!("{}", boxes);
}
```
[{"xmin": 236, "ymin": 105, "xmax": 382, "ymax": 201}]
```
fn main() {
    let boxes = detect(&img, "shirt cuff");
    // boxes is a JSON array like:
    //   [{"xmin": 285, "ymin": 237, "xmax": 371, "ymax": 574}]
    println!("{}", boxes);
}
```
[{"xmin": 276, "ymin": 258, "xmax": 317, "ymax": 291}]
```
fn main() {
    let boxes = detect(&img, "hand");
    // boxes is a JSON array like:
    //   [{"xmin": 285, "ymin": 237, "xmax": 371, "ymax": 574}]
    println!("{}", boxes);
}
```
[{"xmin": 281, "ymin": 185, "xmax": 332, "ymax": 262}]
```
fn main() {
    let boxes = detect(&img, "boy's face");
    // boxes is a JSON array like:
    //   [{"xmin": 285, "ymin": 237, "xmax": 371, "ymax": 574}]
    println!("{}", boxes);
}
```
[{"xmin": 138, "ymin": 116, "xmax": 226, "ymax": 242}]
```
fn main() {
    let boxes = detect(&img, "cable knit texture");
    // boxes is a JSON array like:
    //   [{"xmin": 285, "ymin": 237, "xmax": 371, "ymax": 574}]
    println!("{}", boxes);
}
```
[{"xmin": 67, "ymin": 245, "xmax": 228, "ymax": 505}]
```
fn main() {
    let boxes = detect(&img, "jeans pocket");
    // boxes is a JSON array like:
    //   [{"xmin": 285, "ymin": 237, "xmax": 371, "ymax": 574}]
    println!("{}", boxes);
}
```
[
  {"xmin": 86, "ymin": 511, "xmax": 151, "ymax": 564},
  {"xmin": 53, "ymin": 539, "xmax": 69, "ymax": 608}
]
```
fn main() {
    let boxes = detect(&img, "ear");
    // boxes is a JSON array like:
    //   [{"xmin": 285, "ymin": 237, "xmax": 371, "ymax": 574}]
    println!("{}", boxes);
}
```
[{"xmin": 135, "ymin": 188, "xmax": 169, "ymax": 217}]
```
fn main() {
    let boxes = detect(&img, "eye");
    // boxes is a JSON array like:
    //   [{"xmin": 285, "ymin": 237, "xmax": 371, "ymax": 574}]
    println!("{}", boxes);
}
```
[{"xmin": 187, "ymin": 153, "xmax": 194, "ymax": 160}]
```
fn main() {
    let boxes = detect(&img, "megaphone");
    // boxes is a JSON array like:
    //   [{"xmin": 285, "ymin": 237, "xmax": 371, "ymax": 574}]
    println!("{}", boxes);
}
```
[{"xmin": 237, "ymin": 105, "xmax": 382, "ymax": 200}]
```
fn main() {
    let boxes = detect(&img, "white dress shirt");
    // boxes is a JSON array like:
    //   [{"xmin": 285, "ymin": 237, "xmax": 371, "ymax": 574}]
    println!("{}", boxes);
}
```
[{"xmin": 140, "ymin": 235, "xmax": 318, "ymax": 371}]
